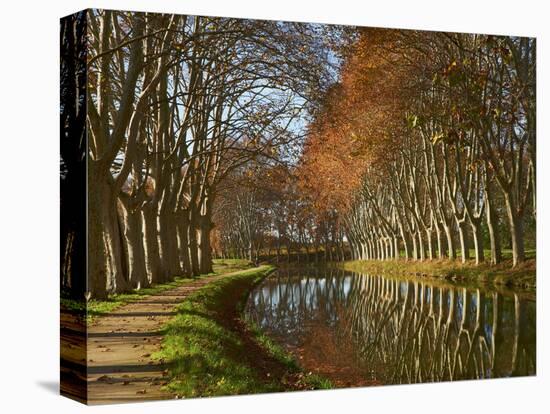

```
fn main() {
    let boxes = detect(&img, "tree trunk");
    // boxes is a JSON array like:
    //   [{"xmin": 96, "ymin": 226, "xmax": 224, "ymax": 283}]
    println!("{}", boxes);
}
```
[
  {"xmin": 435, "ymin": 223, "xmax": 444, "ymax": 259},
  {"xmin": 88, "ymin": 164, "xmax": 126, "ymax": 298},
  {"xmin": 417, "ymin": 231, "xmax": 425, "ymax": 261},
  {"xmin": 457, "ymin": 220, "xmax": 470, "ymax": 263},
  {"xmin": 158, "ymin": 208, "xmax": 181, "ymax": 281},
  {"xmin": 485, "ymin": 197, "xmax": 502, "ymax": 265},
  {"xmin": 402, "ymin": 234, "xmax": 410, "ymax": 260},
  {"xmin": 142, "ymin": 203, "xmax": 162, "ymax": 284},
  {"xmin": 425, "ymin": 228, "xmax": 434, "ymax": 260},
  {"xmin": 470, "ymin": 222, "xmax": 485, "ymax": 265},
  {"xmin": 337, "ymin": 243, "xmax": 344, "ymax": 262},
  {"xmin": 443, "ymin": 224, "xmax": 456, "ymax": 260},
  {"xmin": 188, "ymin": 207, "xmax": 200, "ymax": 276},
  {"xmin": 198, "ymin": 211, "xmax": 213, "ymax": 274},
  {"xmin": 504, "ymin": 193, "xmax": 526, "ymax": 266},
  {"xmin": 412, "ymin": 233, "xmax": 418, "ymax": 261},
  {"xmin": 369, "ymin": 240, "xmax": 374, "ymax": 260},
  {"xmin": 118, "ymin": 197, "xmax": 148, "ymax": 289},
  {"xmin": 176, "ymin": 211, "xmax": 192, "ymax": 277}
]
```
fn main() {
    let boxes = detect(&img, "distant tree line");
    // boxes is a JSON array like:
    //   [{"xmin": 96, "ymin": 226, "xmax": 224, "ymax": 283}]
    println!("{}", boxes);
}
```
[{"xmin": 211, "ymin": 165, "xmax": 347, "ymax": 264}]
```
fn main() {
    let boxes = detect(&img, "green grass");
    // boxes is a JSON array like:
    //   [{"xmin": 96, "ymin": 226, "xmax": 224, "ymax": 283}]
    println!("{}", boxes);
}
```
[
  {"xmin": 152, "ymin": 265, "xmax": 332, "ymax": 398},
  {"xmin": 61, "ymin": 259, "xmax": 253, "ymax": 322},
  {"xmin": 342, "ymin": 256, "xmax": 536, "ymax": 291}
]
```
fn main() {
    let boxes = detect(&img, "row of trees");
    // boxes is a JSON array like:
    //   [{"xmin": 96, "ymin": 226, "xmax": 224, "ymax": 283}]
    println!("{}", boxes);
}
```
[
  {"xmin": 63, "ymin": 16, "xmax": 535, "ymax": 295},
  {"xmin": 211, "ymin": 164, "xmax": 347, "ymax": 264},
  {"xmin": 303, "ymin": 29, "xmax": 535, "ymax": 267},
  {"xmin": 61, "ymin": 10, "xmax": 334, "ymax": 298}
]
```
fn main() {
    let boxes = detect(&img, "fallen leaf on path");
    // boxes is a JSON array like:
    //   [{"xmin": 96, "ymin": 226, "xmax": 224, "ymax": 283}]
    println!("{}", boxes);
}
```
[{"xmin": 97, "ymin": 375, "xmax": 113, "ymax": 383}]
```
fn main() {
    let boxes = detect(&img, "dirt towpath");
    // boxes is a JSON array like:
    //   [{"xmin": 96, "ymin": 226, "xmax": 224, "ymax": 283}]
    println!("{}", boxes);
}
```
[{"xmin": 85, "ymin": 272, "xmax": 233, "ymax": 404}]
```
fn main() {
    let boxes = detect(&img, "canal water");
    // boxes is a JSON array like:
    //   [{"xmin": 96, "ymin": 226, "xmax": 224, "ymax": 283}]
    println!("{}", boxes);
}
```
[{"xmin": 244, "ymin": 266, "xmax": 536, "ymax": 385}]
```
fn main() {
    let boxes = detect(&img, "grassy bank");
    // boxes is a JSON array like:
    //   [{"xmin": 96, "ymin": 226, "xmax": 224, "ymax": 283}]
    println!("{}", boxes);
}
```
[
  {"xmin": 61, "ymin": 259, "xmax": 253, "ymax": 322},
  {"xmin": 342, "ymin": 257, "xmax": 536, "ymax": 291},
  {"xmin": 152, "ymin": 265, "xmax": 331, "ymax": 398}
]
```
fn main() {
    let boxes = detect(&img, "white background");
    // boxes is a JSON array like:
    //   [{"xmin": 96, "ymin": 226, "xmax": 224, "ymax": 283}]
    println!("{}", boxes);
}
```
[{"xmin": 0, "ymin": 0, "xmax": 547, "ymax": 412}]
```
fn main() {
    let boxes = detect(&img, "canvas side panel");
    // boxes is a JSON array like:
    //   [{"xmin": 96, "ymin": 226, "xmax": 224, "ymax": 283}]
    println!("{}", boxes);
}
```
[{"xmin": 60, "ymin": 10, "xmax": 88, "ymax": 405}]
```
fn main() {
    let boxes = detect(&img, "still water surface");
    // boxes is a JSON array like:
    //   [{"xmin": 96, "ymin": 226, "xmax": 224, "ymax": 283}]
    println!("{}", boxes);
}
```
[{"xmin": 245, "ymin": 267, "xmax": 536, "ymax": 385}]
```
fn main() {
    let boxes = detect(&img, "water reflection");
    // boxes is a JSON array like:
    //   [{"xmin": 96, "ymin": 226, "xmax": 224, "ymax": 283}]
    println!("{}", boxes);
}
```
[{"xmin": 245, "ymin": 267, "xmax": 536, "ymax": 384}]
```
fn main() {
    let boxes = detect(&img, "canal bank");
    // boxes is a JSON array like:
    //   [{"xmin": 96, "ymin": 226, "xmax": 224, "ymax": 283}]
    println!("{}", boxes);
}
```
[
  {"xmin": 153, "ymin": 265, "xmax": 331, "ymax": 398},
  {"xmin": 342, "ymin": 258, "xmax": 536, "ymax": 292}
]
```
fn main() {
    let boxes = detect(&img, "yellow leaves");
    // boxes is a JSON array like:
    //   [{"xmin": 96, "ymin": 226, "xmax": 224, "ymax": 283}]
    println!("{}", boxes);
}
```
[
  {"xmin": 503, "ymin": 48, "xmax": 513, "ymax": 64},
  {"xmin": 442, "ymin": 60, "xmax": 460, "ymax": 83},
  {"xmin": 406, "ymin": 114, "xmax": 419, "ymax": 129},
  {"xmin": 431, "ymin": 132, "xmax": 445, "ymax": 145}
]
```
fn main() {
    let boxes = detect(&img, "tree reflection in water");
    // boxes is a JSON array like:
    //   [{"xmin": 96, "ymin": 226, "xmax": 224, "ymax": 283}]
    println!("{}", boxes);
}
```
[{"xmin": 245, "ymin": 267, "xmax": 536, "ymax": 385}]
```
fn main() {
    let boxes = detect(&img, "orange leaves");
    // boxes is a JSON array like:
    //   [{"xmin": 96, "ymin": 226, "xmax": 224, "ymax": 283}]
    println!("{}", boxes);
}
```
[
  {"xmin": 299, "ymin": 29, "xmax": 425, "ymax": 217},
  {"xmin": 299, "ymin": 117, "xmax": 364, "ymax": 215}
]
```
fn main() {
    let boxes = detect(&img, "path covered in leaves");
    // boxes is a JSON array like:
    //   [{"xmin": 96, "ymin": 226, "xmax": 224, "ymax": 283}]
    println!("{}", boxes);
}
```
[{"xmin": 86, "ymin": 273, "xmax": 228, "ymax": 404}]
